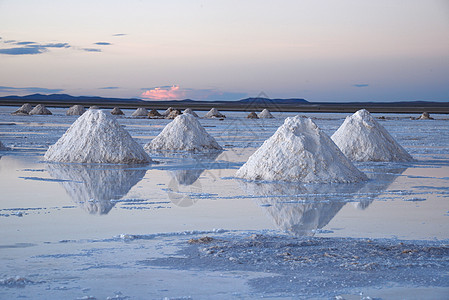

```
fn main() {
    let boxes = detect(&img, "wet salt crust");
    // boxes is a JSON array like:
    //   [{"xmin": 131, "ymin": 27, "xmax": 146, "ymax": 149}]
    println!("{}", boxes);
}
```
[
  {"xmin": 44, "ymin": 109, "xmax": 151, "ymax": 164},
  {"xmin": 332, "ymin": 109, "xmax": 414, "ymax": 162},
  {"xmin": 236, "ymin": 115, "xmax": 367, "ymax": 183},
  {"xmin": 145, "ymin": 113, "xmax": 223, "ymax": 153}
]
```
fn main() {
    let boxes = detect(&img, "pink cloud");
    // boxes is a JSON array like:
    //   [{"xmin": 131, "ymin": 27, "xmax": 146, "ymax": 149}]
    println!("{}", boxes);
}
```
[{"xmin": 141, "ymin": 85, "xmax": 186, "ymax": 100}]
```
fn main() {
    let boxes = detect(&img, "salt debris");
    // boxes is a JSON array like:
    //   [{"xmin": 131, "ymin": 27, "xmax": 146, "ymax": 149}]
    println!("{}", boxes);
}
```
[
  {"xmin": 204, "ymin": 108, "xmax": 226, "ymax": 118},
  {"xmin": 258, "ymin": 108, "xmax": 274, "ymax": 118},
  {"xmin": 66, "ymin": 105, "xmax": 86, "ymax": 116},
  {"xmin": 236, "ymin": 115, "xmax": 367, "ymax": 183},
  {"xmin": 45, "ymin": 109, "xmax": 151, "ymax": 163},
  {"xmin": 145, "ymin": 113, "xmax": 223, "ymax": 153},
  {"xmin": 111, "ymin": 107, "xmax": 124, "ymax": 115},
  {"xmin": 11, "ymin": 103, "xmax": 32, "ymax": 115},
  {"xmin": 131, "ymin": 107, "xmax": 149, "ymax": 117},
  {"xmin": 183, "ymin": 108, "xmax": 199, "ymax": 117},
  {"xmin": 29, "ymin": 104, "xmax": 52, "ymax": 115},
  {"xmin": 331, "ymin": 109, "xmax": 414, "ymax": 162},
  {"xmin": 0, "ymin": 140, "xmax": 9, "ymax": 151}
]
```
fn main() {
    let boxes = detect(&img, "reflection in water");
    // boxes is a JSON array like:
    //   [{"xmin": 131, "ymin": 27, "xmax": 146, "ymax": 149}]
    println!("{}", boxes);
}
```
[
  {"xmin": 46, "ymin": 163, "xmax": 146, "ymax": 214},
  {"xmin": 165, "ymin": 151, "xmax": 221, "ymax": 207},
  {"xmin": 239, "ymin": 166, "xmax": 406, "ymax": 236}
]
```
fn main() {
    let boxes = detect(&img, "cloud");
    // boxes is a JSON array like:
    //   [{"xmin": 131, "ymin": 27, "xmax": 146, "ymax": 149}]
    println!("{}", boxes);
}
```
[
  {"xmin": 99, "ymin": 86, "xmax": 119, "ymax": 90},
  {"xmin": 15, "ymin": 41, "xmax": 37, "ymax": 45},
  {"xmin": 141, "ymin": 85, "xmax": 247, "ymax": 101},
  {"xmin": 0, "ymin": 86, "xmax": 64, "ymax": 93},
  {"xmin": 112, "ymin": 33, "xmax": 127, "ymax": 37},
  {"xmin": 82, "ymin": 48, "xmax": 102, "ymax": 52},
  {"xmin": 40, "ymin": 43, "xmax": 70, "ymax": 48},
  {"xmin": 0, "ymin": 47, "xmax": 46, "ymax": 55},
  {"xmin": 353, "ymin": 84, "xmax": 369, "ymax": 88},
  {"xmin": 94, "ymin": 42, "xmax": 112, "ymax": 46}
]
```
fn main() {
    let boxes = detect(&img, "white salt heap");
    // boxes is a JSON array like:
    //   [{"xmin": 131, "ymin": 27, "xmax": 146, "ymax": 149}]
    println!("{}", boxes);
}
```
[
  {"xmin": 236, "ymin": 115, "xmax": 367, "ymax": 183},
  {"xmin": 183, "ymin": 108, "xmax": 199, "ymax": 117},
  {"xmin": 12, "ymin": 103, "xmax": 33, "ymax": 115},
  {"xmin": 45, "ymin": 109, "xmax": 151, "ymax": 164},
  {"xmin": 132, "ymin": 107, "xmax": 149, "ymax": 117},
  {"xmin": 66, "ymin": 105, "xmax": 86, "ymax": 116},
  {"xmin": 110, "ymin": 107, "xmax": 124, "ymax": 115},
  {"xmin": 162, "ymin": 107, "xmax": 175, "ymax": 116},
  {"xmin": 204, "ymin": 108, "xmax": 225, "ymax": 118},
  {"xmin": 29, "ymin": 104, "xmax": 52, "ymax": 115},
  {"xmin": 258, "ymin": 109, "xmax": 274, "ymax": 118},
  {"xmin": 145, "ymin": 113, "xmax": 223, "ymax": 153},
  {"xmin": 331, "ymin": 109, "xmax": 414, "ymax": 162}
]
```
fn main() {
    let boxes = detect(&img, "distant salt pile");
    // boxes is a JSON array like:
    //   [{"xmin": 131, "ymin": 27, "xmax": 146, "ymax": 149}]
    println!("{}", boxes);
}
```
[
  {"xmin": 418, "ymin": 112, "xmax": 433, "ymax": 120},
  {"xmin": 246, "ymin": 112, "xmax": 259, "ymax": 119},
  {"xmin": 145, "ymin": 113, "xmax": 223, "ymax": 153},
  {"xmin": 29, "ymin": 104, "xmax": 52, "ymax": 115},
  {"xmin": 0, "ymin": 140, "xmax": 9, "ymax": 151},
  {"xmin": 89, "ymin": 105, "xmax": 100, "ymax": 110},
  {"xmin": 162, "ymin": 107, "xmax": 175, "ymax": 116},
  {"xmin": 111, "ymin": 107, "xmax": 124, "ymax": 115},
  {"xmin": 45, "ymin": 109, "xmax": 151, "ymax": 164},
  {"xmin": 132, "ymin": 107, "xmax": 149, "ymax": 117},
  {"xmin": 12, "ymin": 103, "xmax": 32, "ymax": 115},
  {"xmin": 183, "ymin": 108, "xmax": 199, "ymax": 117},
  {"xmin": 258, "ymin": 108, "xmax": 274, "ymax": 118},
  {"xmin": 204, "ymin": 108, "xmax": 225, "ymax": 118},
  {"xmin": 166, "ymin": 109, "xmax": 181, "ymax": 119},
  {"xmin": 236, "ymin": 116, "xmax": 367, "ymax": 183},
  {"xmin": 148, "ymin": 109, "xmax": 162, "ymax": 118},
  {"xmin": 331, "ymin": 109, "xmax": 414, "ymax": 162},
  {"xmin": 66, "ymin": 105, "xmax": 86, "ymax": 116}
]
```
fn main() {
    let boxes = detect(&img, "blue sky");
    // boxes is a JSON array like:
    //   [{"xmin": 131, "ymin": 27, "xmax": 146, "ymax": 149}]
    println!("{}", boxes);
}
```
[{"xmin": 0, "ymin": 0, "xmax": 448, "ymax": 102}]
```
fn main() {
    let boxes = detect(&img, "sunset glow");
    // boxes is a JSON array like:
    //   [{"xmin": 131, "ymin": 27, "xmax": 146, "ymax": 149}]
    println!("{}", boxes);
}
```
[{"xmin": 141, "ymin": 85, "xmax": 185, "ymax": 100}]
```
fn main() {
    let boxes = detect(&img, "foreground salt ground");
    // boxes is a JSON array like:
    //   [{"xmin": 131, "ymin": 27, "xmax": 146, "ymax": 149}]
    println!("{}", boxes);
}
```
[{"xmin": 1, "ymin": 107, "xmax": 449, "ymax": 299}]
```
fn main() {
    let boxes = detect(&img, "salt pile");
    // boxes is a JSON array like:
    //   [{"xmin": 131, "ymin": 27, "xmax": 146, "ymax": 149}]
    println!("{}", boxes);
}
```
[
  {"xmin": 236, "ymin": 115, "xmax": 367, "ymax": 183},
  {"xmin": 204, "ymin": 108, "xmax": 226, "ymax": 118},
  {"xmin": 166, "ymin": 109, "xmax": 181, "ymax": 119},
  {"xmin": 246, "ymin": 112, "xmax": 259, "ymax": 119},
  {"xmin": 132, "ymin": 107, "xmax": 149, "ymax": 117},
  {"xmin": 29, "ymin": 104, "xmax": 52, "ymax": 115},
  {"xmin": 12, "ymin": 103, "xmax": 32, "ymax": 115},
  {"xmin": 45, "ymin": 109, "xmax": 151, "ymax": 164},
  {"xmin": 418, "ymin": 112, "xmax": 433, "ymax": 120},
  {"xmin": 183, "ymin": 108, "xmax": 199, "ymax": 117},
  {"xmin": 111, "ymin": 107, "xmax": 124, "ymax": 115},
  {"xmin": 331, "ymin": 109, "xmax": 414, "ymax": 162},
  {"xmin": 145, "ymin": 113, "xmax": 223, "ymax": 153},
  {"xmin": 148, "ymin": 109, "xmax": 162, "ymax": 118},
  {"xmin": 66, "ymin": 105, "xmax": 86, "ymax": 116},
  {"xmin": 258, "ymin": 108, "xmax": 274, "ymax": 118},
  {"xmin": 89, "ymin": 105, "xmax": 99, "ymax": 109},
  {"xmin": 162, "ymin": 107, "xmax": 175, "ymax": 116}
]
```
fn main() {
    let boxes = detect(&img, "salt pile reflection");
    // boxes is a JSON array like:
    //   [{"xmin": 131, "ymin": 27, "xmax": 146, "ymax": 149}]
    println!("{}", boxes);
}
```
[
  {"xmin": 239, "ymin": 165, "xmax": 406, "ymax": 236},
  {"xmin": 46, "ymin": 163, "xmax": 147, "ymax": 214}
]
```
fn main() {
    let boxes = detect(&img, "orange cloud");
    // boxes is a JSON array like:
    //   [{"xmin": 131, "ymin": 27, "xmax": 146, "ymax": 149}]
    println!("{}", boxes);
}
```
[{"xmin": 141, "ymin": 85, "xmax": 186, "ymax": 100}]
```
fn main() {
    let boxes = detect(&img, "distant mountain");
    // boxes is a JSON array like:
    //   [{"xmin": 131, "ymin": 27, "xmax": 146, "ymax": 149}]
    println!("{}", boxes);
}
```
[
  {"xmin": 6, "ymin": 93, "xmax": 145, "ymax": 103},
  {"xmin": 238, "ymin": 97, "xmax": 308, "ymax": 104}
]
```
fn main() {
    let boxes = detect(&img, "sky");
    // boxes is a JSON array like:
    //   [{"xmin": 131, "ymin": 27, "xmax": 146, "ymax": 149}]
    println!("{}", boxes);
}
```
[{"xmin": 0, "ymin": 0, "xmax": 448, "ymax": 102}]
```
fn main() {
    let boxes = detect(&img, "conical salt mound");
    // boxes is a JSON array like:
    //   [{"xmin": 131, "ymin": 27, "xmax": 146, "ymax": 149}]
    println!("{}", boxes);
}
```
[
  {"xmin": 148, "ymin": 109, "xmax": 162, "ymax": 118},
  {"xmin": 331, "ymin": 109, "xmax": 414, "ymax": 162},
  {"xmin": 111, "ymin": 107, "xmax": 124, "ymax": 115},
  {"xmin": 204, "ymin": 108, "xmax": 225, "ymax": 118},
  {"xmin": 145, "ymin": 113, "xmax": 223, "ymax": 153},
  {"xmin": 166, "ymin": 109, "xmax": 181, "ymax": 119},
  {"xmin": 132, "ymin": 107, "xmax": 148, "ymax": 117},
  {"xmin": 12, "ymin": 103, "xmax": 33, "ymax": 115},
  {"xmin": 183, "ymin": 108, "xmax": 199, "ymax": 117},
  {"xmin": 45, "ymin": 110, "xmax": 151, "ymax": 164},
  {"xmin": 258, "ymin": 109, "xmax": 274, "ymax": 118},
  {"xmin": 90, "ymin": 106, "xmax": 100, "ymax": 110},
  {"xmin": 66, "ymin": 105, "xmax": 86, "ymax": 116},
  {"xmin": 236, "ymin": 116, "xmax": 367, "ymax": 183},
  {"xmin": 246, "ymin": 112, "xmax": 259, "ymax": 119},
  {"xmin": 162, "ymin": 107, "xmax": 175, "ymax": 116},
  {"xmin": 29, "ymin": 104, "xmax": 52, "ymax": 115}
]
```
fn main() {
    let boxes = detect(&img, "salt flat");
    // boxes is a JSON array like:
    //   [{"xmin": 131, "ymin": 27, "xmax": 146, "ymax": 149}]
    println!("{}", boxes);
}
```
[{"xmin": 0, "ymin": 106, "xmax": 448, "ymax": 299}]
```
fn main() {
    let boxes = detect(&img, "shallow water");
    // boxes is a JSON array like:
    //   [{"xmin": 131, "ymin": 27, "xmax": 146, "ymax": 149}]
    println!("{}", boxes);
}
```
[{"xmin": 0, "ymin": 106, "xmax": 448, "ymax": 299}]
